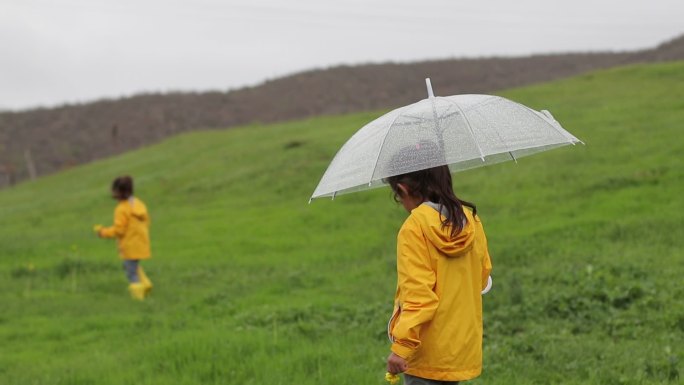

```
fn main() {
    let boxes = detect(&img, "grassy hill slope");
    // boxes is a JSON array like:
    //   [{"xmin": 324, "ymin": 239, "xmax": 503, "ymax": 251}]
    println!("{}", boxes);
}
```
[
  {"xmin": 1, "ymin": 61, "xmax": 683, "ymax": 385},
  {"xmin": 2, "ymin": 34, "xmax": 684, "ymax": 188}
]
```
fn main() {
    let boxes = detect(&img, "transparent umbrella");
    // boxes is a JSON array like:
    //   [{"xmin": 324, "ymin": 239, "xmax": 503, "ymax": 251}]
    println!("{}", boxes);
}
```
[{"xmin": 310, "ymin": 78, "xmax": 583, "ymax": 201}]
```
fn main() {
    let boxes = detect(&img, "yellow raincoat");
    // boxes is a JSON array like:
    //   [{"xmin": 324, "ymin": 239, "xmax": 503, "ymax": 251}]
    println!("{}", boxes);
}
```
[
  {"xmin": 99, "ymin": 197, "xmax": 151, "ymax": 260},
  {"xmin": 388, "ymin": 203, "xmax": 492, "ymax": 382}
]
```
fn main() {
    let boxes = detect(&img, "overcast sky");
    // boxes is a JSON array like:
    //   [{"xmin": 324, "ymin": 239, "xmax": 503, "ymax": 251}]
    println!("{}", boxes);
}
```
[{"xmin": 2, "ymin": 0, "xmax": 683, "ymax": 111}]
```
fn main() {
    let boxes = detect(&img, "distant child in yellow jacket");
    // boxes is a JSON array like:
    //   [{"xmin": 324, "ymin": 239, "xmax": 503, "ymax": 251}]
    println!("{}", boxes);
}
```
[
  {"xmin": 385, "ymin": 165, "xmax": 492, "ymax": 384},
  {"xmin": 94, "ymin": 176, "xmax": 153, "ymax": 300}
]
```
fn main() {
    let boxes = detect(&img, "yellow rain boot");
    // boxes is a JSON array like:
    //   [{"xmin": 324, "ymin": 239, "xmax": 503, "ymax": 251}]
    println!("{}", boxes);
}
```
[
  {"xmin": 128, "ymin": 283, "xmax": 146, "ymax": 301},
  {"xmin": 137, "ymin": 266, "xmax": 153, "ymax": 295}
]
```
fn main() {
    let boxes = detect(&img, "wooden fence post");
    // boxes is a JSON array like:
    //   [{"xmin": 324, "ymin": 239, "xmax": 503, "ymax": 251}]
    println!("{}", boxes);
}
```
[{"xmin": 24, "ymin": 149, "xmax": 37, "ymax": 181}]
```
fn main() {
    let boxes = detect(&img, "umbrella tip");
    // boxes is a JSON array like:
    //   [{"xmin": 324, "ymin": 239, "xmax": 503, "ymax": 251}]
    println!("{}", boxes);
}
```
[{"xmin": 425, "ymin": 78, "xmax": 434, "ymax": 98}]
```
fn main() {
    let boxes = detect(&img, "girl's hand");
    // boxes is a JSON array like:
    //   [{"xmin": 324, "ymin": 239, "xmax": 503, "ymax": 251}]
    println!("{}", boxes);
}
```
[
  {"xmin": 386, "ymin": 352, "xmax": 408, "ymax": 374},
  {"xmin": 93, "ymin": 225, "xmax": 103, "ymax": 237}
]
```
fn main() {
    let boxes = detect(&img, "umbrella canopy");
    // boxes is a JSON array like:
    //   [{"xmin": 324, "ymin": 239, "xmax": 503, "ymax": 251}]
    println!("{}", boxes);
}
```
[{"xmin": 311, "ymin": 78, "xmax": 582, "ymax": 201}]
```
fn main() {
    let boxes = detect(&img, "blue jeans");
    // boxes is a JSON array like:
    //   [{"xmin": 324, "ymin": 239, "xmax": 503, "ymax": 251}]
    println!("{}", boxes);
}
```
[{"xmin": 122, "ymin": 260, "xmax": 140, "ymax": 283}]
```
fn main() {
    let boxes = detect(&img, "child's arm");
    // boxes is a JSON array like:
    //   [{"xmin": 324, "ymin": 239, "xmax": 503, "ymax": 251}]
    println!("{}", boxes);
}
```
[
  {"xmin": 390, "ymin": 219, "xmax": 438, "ymax": 361},
  {"xmin": 98, "ymin": 205, "xmax": 128, "ymax": 238}
]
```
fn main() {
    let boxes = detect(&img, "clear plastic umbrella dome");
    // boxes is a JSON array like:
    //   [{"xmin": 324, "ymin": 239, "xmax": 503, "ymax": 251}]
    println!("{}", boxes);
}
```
[{"xmin": 311, "ymin": 78, "xmax": 583, "ymax": 201}]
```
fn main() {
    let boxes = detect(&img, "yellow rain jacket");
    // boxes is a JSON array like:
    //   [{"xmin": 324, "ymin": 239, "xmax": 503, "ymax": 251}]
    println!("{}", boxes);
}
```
[
  {"xmin": 388, "ymin": 203, "xmax": 492, "ymax": 382},
  {"xmin": 99, "ymin": 197, "xmax": 151, "ymax": 260}
]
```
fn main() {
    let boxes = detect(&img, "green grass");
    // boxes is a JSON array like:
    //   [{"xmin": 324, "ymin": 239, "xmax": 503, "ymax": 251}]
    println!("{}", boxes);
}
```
[{"xmin": 1, "ymin": 61, "xmax": 683, "ymax": 385}]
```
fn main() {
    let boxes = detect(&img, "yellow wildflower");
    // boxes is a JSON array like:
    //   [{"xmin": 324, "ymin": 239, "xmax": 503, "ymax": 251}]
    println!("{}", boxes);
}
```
[{"xmin": 385, "ymin": 372, "xmax": 400, "ymax": 385}]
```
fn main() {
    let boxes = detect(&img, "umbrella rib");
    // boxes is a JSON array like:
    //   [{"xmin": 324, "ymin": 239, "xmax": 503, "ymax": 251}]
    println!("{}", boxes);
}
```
[
  {"xmin": 509, "ymin": 151, "xmax": 518, "ymax": 163},
  {"xmin": 472, "ymin": 100, "xmax": 518, "ymax": 163},
  {"xmin": 368, "ymin": 108, "xmax": 406, "ymax": 186},
  {"xmin": 391, "ymin": 114, "xmax": 457, "ymax": 127},
  {"xmin": 398, "ymin": 110, "xmax": 459, "ymax": 124},
  {"xmin": 429, "ymin": 97, "xmax": 443, "ymax": 141},
  {"xmin": 400, "ymin": 114, "xmax": 425, "ymax": 122},
  {"xmin": 439, "ymin": 97, "xmax": 486, "ymax": 161}
]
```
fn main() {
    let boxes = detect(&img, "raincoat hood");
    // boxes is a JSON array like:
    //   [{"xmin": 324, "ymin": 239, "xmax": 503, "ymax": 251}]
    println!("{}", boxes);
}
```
[
  {"xmin": 418, "ymin": 202, "xmax": 475, "ymax": 258},
  {"xmin": 128, "ymin": 197, "xmax": 149, "ymax": 221}
]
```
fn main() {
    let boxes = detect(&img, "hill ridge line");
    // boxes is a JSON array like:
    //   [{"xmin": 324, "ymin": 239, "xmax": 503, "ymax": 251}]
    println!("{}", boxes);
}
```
[{"xmin": 1, "ymin": 33, "xmax": 683, "ymax": 187}]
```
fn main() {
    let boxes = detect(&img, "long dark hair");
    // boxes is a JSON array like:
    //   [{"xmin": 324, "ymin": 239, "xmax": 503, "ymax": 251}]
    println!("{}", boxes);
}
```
[
  {"xmin": 387, "ymin": 166, "xmax": 476, "ymax": 237},
  {"xmin": 111, "ymin": 175, "xmax": 133, "ymax": 200}
]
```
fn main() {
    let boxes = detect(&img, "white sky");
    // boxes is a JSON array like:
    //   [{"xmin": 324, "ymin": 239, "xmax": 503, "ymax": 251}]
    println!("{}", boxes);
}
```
[{"xmin": 1, "ymin": 0, "xmax": 683, "ymax": 110}]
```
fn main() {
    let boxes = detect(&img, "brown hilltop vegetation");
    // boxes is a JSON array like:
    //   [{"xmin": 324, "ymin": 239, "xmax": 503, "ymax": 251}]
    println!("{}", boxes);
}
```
[{"xmin": 1, "ymin": 34, "xmax": 683, "ymax": 187}]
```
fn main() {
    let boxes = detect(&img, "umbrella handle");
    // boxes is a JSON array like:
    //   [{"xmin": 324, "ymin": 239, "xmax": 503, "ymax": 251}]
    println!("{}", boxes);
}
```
[{"xmin": 481, "ymin": 276, "xmax": 493, "ymax": 295}]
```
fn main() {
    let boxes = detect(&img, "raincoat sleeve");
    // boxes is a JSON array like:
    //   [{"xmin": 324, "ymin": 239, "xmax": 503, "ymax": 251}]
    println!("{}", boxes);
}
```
[
  {"xmin": 99, "ymin": 205, "xmax": 128, "ymax": 239},
  {"xmin": 391, "ymin": 219, "xmax": 439, "ymax": 360},
  {"xmin": 479, "ymin": 219, "xmax": 493, "ymax": 290},
  {"xmin": 482, "ymin": 245, "xmax": 492, "ymax": 290}
]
